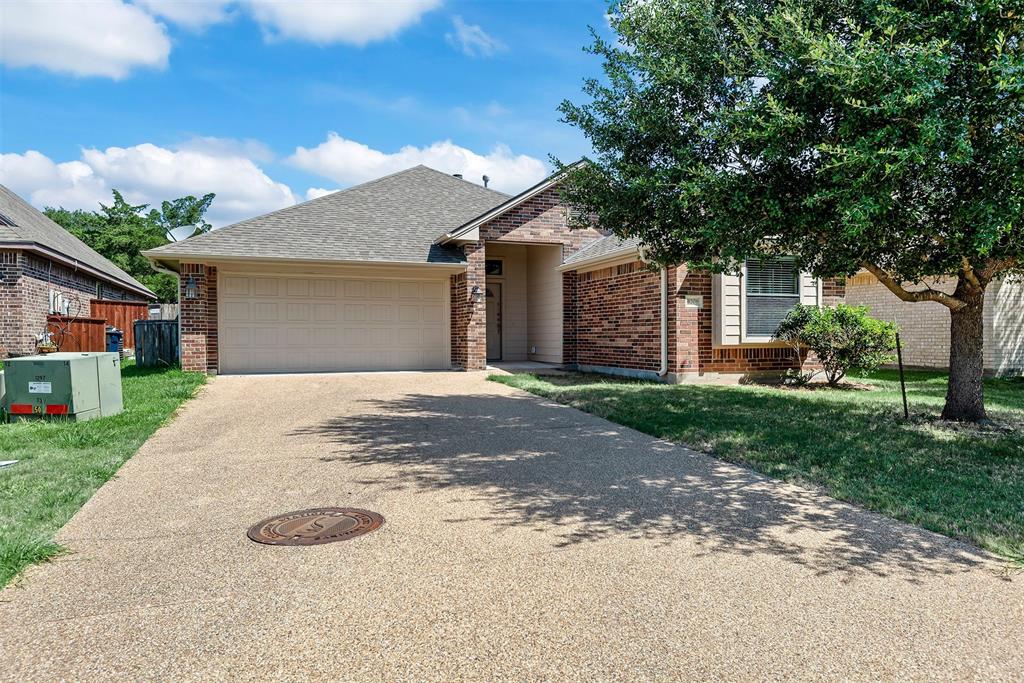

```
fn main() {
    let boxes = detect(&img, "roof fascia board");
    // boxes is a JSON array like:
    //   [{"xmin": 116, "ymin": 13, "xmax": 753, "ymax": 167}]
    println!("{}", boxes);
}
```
[
  {"xmin": 557, "ymin": 246, "xmax": 641, "ymax": 273},
  {"xmin": 144, "ymin": 251, "xmax": 469, "ymax": 273}
]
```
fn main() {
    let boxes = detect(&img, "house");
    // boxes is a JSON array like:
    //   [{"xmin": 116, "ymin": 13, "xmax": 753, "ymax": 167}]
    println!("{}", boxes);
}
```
[
  {"xmin": 0, "ymin": 185, "xmax": 156, "ymax": 357},
  {"xmin": 144, "ymin": 165, "xmax": 843, "ymax": 379},
  {"xmin": 846, "ymin": 272, "xmax": 1024, "ymax": 376}
]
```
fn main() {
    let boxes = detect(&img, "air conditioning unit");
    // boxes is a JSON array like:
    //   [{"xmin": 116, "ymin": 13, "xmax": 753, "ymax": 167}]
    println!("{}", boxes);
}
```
[{"xmin": 3, "ymin": 352, "xmax": 123, "ymax": 422}]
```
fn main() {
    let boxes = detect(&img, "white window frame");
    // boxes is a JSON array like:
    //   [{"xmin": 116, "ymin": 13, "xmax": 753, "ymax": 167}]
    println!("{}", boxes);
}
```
[{"xmin": 740, "ymin": 257, "xmax": 804, "ymax": 343}]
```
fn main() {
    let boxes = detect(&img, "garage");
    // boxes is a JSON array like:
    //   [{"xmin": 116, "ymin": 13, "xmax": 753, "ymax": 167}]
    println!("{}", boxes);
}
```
[{"xmin": 218, "ymin": 272, "xmax": 449, "ymax": 373}]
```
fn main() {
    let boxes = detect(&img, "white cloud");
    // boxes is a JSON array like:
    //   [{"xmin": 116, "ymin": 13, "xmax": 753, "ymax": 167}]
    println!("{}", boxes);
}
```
[
  {"xmin": 175, "ymin": 136, "xmax": 276, "ymax": 164},
  {"xmin": 287, "ymin": 133, "xmax": 548, "ymax": 194},
  {"xmin": 305, "ymin": 187, "xmax": 339, "ymax": 201},
  {"xmin": 0, "ymin": 0, "xmax": 171, "ymax": 78},
  {"xmin": 444, "ymin": 16, "xmax": 505, "ymax": 57},
  {"xmin": 0, "ymin": 144, "xmax": 296, "ymax": 227},
  {"xmin": 244, "ymin": 0, "xmax": 441, "ymax": 45},
  {"xmin": 134, "ymin": 0, "xmax": 233, "ymax": 30}
]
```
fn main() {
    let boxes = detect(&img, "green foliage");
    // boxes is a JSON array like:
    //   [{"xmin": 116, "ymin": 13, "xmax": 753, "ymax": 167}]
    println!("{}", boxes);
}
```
[
  {"xmin": 558, "ymin": 0, "xmax": 1023, "ymax": 419},
  {"xmin": 559, "ymin": 0, "xmax": 1023, "ymax": 283},
  {"xmin": 775, "ymin": 304, "xmax": 898, "ymax": 385},
  {"xmin": 45, "ymin": 190, "xmax": 215, "ymax": 302}
]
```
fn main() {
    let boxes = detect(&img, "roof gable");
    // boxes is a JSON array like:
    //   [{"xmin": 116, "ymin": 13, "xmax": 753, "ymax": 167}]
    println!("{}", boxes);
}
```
[
  {"xmin": 146, "ymin": 166, "xmax": 509, "ymax": 266},
  {"xmin": 0, "ymin": 185, "xmax": 155, "ymax": 298}
]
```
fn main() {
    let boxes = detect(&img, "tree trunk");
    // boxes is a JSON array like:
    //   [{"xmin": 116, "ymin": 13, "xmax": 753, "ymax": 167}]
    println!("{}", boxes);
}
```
[{"xmin": 941, "ymin": 287, "xmax": 987, "ymax": 422}]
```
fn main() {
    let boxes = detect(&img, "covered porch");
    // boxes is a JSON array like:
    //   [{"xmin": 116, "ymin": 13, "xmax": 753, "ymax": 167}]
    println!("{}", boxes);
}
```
[{"xmin": 482, "ymin": 242, "xmax": 564, "ymax": 364}]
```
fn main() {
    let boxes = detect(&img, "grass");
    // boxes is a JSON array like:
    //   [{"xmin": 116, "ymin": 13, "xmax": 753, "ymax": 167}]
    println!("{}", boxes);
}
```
[
  {"xmin": 0, "ymin": 363, "xmax": 205, "ymax": 587},
  {"xmin": 491, "ymin": 369, "xmax": 1024, "ymax": 562}
]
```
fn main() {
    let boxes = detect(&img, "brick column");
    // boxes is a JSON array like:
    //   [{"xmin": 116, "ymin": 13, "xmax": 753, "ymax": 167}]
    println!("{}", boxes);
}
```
[
  {"xmin": 0, "ymin": 250, "xmax": 28, "ymax": 356},
  {"xmin": 179, "ymin": 263, "xmax": 218, "ymax": 373},
  {"xmin": 562, "ymin": 270, "xmax": 577, "ymax": 366},
  {"xmin": 449, "ymin": 241, "xmax": 486, "ymax": 370}
]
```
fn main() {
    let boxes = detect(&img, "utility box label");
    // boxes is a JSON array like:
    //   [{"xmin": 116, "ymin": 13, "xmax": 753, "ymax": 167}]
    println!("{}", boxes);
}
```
[{"xmin": 28, "ymin": 381, "xmax": 52, "ymax": 394}]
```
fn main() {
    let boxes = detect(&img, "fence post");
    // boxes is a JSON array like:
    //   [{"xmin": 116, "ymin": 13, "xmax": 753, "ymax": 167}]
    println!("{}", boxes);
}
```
[{"xmin": 895, "ymin": 332, "xmax": 909, "ymax": 420}]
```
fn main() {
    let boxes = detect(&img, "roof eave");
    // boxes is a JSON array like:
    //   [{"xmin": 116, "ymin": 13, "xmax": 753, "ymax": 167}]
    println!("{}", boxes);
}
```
[
  {"xmin": 143, "ymin": 250, "xmax": 469, "ymax": 272},
  {"xmin": 557, "ymin": 245, "xmax": 641, "ymax": 272},
  {"xmin": 7, "ymin": 241, "xmax": 157, "ymax": 300}
]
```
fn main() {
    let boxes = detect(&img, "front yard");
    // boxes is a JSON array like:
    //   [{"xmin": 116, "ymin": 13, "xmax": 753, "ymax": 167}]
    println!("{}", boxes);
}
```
[
  {"xmin": 0, "ymin": 364, "xmax": 205, "ymax": 587},
  {"xmin": 492, "ymin": 370, "xmax": 1024, "ymax": 563}
]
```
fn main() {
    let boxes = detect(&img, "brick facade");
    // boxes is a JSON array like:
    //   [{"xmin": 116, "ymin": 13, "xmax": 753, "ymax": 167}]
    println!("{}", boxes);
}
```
[
  {"xmin": 562, "ymin": 258, "xmax": 847, "ymax": 381},
  {"xmin": 0, "ymin": 248, "xmax": 139, "ymax": 357},
  {"xmin": 449, "ymin": 185, "xmax": 605, "ymax": 370},
  {"xmin": 562, "ymin": 261, "xmax": 676, "ymax": 373},
  {"xmin": 179, "ymin": 263, "xmax": 219, "ymax": 373}
]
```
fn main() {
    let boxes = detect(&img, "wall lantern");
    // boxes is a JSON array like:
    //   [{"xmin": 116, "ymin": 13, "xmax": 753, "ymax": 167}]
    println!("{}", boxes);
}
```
[
  {"xmin": 471, "ymin": 284, "xmax": 484, "ymax": 304},
  {"xmin": 184, "ymin": 275, "xmax": 199, "ymax": 300}
]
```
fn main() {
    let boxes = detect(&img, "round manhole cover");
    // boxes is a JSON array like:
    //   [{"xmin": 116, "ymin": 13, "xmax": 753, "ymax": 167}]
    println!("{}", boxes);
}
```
[{"xmin": 247, "ymin": 508, "xmax": 384, "ymax": 546}]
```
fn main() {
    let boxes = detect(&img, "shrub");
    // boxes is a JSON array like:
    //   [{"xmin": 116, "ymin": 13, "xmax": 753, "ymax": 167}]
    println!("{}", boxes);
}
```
[{"xmin": 775, "ymin": 304, "xmax": 898, "ymax": 386}]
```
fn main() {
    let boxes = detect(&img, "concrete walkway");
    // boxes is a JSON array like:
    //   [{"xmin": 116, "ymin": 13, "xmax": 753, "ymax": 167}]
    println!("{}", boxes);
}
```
[{"xmin": 1, "ymin": 372, "xmax": 1021, "ymax": 681}]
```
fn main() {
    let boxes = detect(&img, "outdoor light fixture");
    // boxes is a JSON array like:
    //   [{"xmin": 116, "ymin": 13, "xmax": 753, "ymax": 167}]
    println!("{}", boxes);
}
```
[
  {"xmin": 471, "ymin": 284, "xmax": 484, "ymax": 303},
  {"xmin": 184, "ymin": 275, "xmax": 199, "ymax": 300}
]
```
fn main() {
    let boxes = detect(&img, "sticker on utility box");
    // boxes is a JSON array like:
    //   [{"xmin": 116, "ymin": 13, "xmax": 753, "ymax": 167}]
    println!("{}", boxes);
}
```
[{"xmin": 28, "ymin": 381, "xmax": 52, "ymax": 394}]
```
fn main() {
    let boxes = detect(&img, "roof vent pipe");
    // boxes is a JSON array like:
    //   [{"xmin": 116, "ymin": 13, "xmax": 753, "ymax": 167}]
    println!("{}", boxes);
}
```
[
  {"xmin": 482, "ymin": 174, "xmax": 490, "ymax": 188},
  {"xmin": 453, "ymin": 174, "xmax": 463, "ymax": 179}
]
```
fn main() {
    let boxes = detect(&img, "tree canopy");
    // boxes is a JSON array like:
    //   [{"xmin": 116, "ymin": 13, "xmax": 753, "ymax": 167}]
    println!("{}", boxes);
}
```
[
  {"xmin": 46, "ymin": 190, "xmax": 215, "ymax": 302},
  {"xmin": 559, "ymin": 0, "xmax": 1024, "ymax": 420}
]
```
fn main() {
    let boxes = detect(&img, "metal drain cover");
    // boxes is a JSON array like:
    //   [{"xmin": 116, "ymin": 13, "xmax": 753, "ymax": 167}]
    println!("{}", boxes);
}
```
[{"xmin": 247, "ymin": 508, "xmax": 384, "ymax": 546}]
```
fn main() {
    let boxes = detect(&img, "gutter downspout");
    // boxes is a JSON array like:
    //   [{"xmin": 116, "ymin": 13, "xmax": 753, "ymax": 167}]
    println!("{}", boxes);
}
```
[{"xmin": 658, "ymin": 267, "xmax": 669, "ymax": 378}]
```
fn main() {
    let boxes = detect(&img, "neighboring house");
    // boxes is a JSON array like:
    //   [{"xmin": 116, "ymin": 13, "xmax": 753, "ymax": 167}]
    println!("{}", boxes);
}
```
[
  {"xmin": 846, "ymin": 272, "xmax": 1024, "ymax": 376},
  {"xmin": 144, "ymin": 165, "xmax": 842, "ymax": 380},
  {"xmin": 0, "ymin": 185, "xmax": 156, "ymax": 357}
]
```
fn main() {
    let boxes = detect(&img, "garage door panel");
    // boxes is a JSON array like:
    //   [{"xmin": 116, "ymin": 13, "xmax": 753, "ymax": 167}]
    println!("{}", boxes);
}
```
[{"xmin": 220, "ymin": 273, "xmax": 449, "ymax": 373}]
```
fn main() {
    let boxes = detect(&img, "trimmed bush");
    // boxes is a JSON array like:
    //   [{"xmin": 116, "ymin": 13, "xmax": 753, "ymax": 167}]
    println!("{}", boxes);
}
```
[{"xmin": 775, "ymin": 304, "xmax": 898, "ymax": 386}]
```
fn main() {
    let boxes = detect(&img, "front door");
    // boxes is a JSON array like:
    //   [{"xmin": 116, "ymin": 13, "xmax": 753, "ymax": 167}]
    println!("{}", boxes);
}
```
[{"xmin": 486, "ymin": 283, "xmax": 502, "ymax": 361}]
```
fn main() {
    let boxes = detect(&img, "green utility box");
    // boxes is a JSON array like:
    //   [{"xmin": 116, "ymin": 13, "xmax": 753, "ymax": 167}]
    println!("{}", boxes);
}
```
[{"xmin": 3, "ymin": 352, "xmax": 123, "ymax": 422}]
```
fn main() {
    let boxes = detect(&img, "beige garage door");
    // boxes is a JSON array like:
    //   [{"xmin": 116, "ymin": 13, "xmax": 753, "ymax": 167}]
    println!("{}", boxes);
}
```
[{"xmin": 218, "ymin": 272, "xmax": 449, "ymax": 373}]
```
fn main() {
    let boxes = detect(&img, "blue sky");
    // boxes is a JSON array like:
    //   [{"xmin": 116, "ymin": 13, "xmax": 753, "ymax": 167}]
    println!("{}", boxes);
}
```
[{"xmin": 0, "ymin": 0, "xmax": 611, "ymax": 226}]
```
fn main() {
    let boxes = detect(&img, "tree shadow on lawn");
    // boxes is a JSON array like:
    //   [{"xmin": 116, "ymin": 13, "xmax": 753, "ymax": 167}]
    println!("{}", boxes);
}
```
[{"xmin": 292, "ymin": 390, "xmax": 1000, "ymax": 583}]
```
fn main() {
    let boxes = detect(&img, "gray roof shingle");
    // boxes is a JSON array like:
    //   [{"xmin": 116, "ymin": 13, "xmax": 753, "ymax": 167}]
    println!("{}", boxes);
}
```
[
  {"xmin": 564, "ymin": 234, "xmax": 641, "ymax": 265},
  {"xmin": 146, "ymin": 166, "xmax": 510, "ymax": 265},
  {"xmin": 0, "ymin": 184, "xmax": 155, "ymax": 298}
]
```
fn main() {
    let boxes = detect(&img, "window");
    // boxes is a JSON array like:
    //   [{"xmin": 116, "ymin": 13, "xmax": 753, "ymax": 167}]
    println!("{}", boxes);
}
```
[
  {"xmin": 485, "ymin": 259, "xmax": 503, "ymax": 276},
  {"xmin": 745, "ymin": 258, "xmax": 799, "ymax": 337}
]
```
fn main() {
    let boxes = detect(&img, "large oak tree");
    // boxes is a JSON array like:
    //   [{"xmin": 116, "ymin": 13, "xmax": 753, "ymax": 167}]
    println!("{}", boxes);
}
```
[{"xmin": 559, "ymin": 0, "xmax": 1023, "ymax": 421}]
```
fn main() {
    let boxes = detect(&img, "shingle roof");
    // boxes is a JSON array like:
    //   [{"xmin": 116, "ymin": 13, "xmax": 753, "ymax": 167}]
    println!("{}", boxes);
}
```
[
  {"xmin": 564, "ymin": 234, "xmax": 641, "ymax": 265},
  {"xmin": 146, "ymin": 165, "xmax": 510, "ymax": 265},
  {"xmin": 0, "ymin": 184, "xmax": 155, "ymax": 298}
]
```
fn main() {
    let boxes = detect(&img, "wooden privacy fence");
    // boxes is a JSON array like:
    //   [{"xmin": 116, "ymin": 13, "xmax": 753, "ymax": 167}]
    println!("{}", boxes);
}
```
[
  {"xmin": 134, "ymin": 320, "xmax": 179, "ymax": 367},
  {"xmin": 90, "ymin": 299, "xmax": 149, "ymax": 348},
  {"xmin": 48, "ymin": 315, "xmax": 106, "ymax": 353}
]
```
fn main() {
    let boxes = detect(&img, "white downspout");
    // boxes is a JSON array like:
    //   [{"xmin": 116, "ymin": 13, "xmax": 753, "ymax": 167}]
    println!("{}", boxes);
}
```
[{"xmin": 658, "ymin": 267, "xmax": 669, "ymax": 378}]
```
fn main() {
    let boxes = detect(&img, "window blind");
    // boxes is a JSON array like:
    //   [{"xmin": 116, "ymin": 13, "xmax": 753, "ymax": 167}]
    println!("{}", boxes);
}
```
[{"xmin": 745, "ymin": 258, "xmax": 799, "ymax": 336}]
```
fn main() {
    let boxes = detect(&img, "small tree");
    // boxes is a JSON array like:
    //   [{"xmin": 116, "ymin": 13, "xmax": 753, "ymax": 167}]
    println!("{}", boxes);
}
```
[
  {"xmin": 776, "ymin": 304, "xmax": 897, "ymax": 386},
  {"xmin": 559, "ymin": 0, "xmax": 1024, "ymax": 420}
]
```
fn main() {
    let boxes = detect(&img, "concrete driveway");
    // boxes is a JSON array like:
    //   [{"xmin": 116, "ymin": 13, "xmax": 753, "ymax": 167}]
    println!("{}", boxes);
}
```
[{"xmin": 1, "ymin": 372, "xmax": 1021, "ymax": 681}]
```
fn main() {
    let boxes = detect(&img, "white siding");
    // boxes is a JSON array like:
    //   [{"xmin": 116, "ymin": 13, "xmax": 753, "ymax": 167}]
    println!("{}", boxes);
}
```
[
  {"xmin": 527, "ymin": 244, "xmax": 564, "ymax": 363},
  {"xmin": 713, "ymin": 272, "xmax": 743, "ymax": 346},
  {"xmin": 799, "ymin": 272, "xmax": 820, "ymax": 306}
]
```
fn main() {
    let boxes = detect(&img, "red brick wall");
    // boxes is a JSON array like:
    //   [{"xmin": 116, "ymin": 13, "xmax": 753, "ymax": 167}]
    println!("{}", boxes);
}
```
[
  {"xmin": 563, "ymin": 261, "xmax": 675, "ymax": 372},
  {"xmin": 180, "ymin": 263, "xmax": 218, "ymax": 373},
  {"xmin": 449, "ymin": 242, "xmax": 487, "ymax": 370},
  {"xmin": 0, "ymin": 249, "xmax": 140, "ymax": 357},
  {"xmin": 478, "ymin": 185, "xmax": 605, "ymax": 260},
  {"xmin": 562, "ymin": 259, "xmax": 847, "ymax": 380}
]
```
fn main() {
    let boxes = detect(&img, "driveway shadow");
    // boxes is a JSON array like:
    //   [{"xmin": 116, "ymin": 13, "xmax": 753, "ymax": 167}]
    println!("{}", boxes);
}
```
[{"xmin": 292, "ymin": 391, "xmax": 993, "ymax": 582}]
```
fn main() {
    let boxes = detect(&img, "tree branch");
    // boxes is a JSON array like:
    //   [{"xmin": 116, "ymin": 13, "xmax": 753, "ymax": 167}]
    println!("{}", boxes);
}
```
[{"xmin": 860, "ymin": 262, "xmax": 966, "ymax": 310}]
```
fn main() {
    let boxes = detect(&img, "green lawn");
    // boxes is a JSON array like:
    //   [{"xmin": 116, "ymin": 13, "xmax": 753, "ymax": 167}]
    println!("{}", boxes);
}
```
[
  {"xmin": 0, "ymin": 363, "xmax": 205, "ymax": 587},
  {"xmin": 492, "ymin": 369, "xmax": 1024, "ymax": 562}
]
